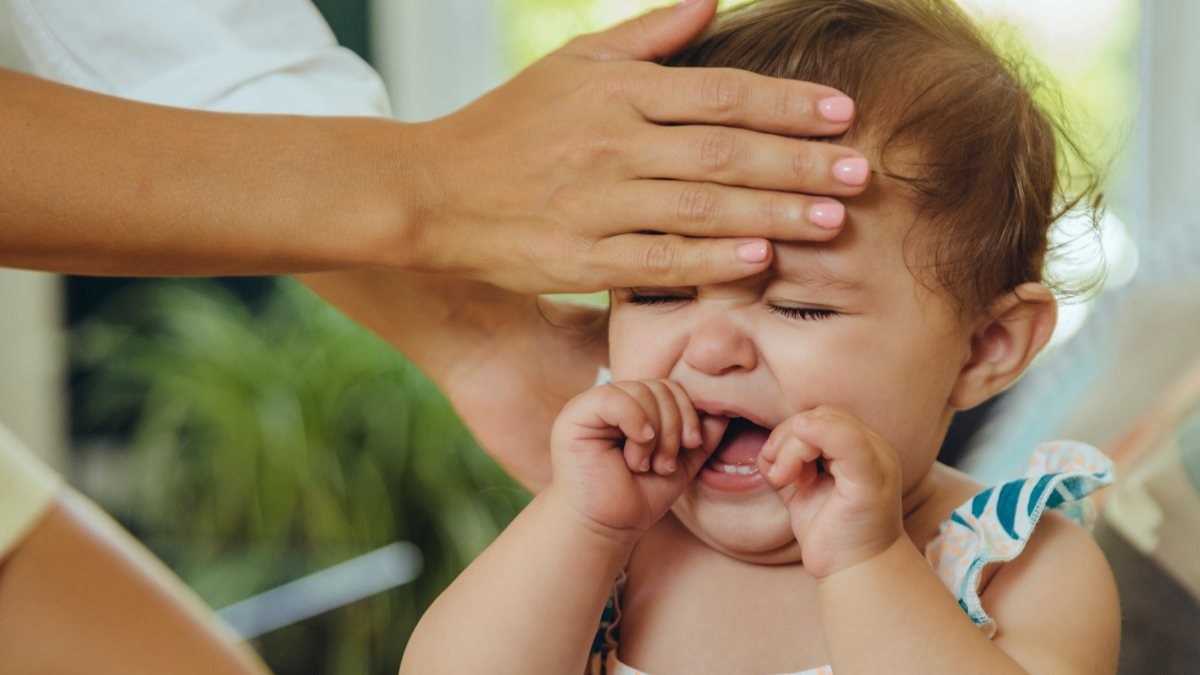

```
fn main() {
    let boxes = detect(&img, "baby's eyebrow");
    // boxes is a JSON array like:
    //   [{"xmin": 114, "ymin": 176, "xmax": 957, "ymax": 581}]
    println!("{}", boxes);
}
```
[{"xmin": 772, "ymin": 261, "xmax": 863, "ymax": 292}]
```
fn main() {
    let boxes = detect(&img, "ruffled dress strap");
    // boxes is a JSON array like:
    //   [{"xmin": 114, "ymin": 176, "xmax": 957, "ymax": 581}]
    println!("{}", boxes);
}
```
[{"xmin": 925, "ymin": 441, "xmax": 1114, "ymax": 637}]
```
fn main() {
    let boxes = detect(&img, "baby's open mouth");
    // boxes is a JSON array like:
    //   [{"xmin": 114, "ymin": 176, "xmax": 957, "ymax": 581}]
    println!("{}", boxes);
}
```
[{"xmin": 705, "ymin": 417, "xmax": 772, "ymax": 476}]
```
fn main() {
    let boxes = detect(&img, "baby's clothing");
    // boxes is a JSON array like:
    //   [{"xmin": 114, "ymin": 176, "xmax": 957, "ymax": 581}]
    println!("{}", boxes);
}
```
[{"xmin": 589, "ymin": 441, "xmax": 1114, "ymax": 675}]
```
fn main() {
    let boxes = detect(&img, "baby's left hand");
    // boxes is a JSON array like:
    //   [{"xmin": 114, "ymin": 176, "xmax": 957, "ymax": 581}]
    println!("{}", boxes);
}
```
[{"xmin": 756, "ymin": 406, "xmax": 905, "ymax": 580}]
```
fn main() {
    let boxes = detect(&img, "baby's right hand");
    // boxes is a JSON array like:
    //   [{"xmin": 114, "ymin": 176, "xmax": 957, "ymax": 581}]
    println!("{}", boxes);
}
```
[{"xmin": 548, "ymin": 380, "xmax": 726, "ymax": 545}]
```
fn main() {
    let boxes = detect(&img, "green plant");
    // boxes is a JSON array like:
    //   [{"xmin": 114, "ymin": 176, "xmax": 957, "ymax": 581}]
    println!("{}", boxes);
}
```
[{"xmin": 74, "ymin": 278, "xmax": 529, "ymax": 675}]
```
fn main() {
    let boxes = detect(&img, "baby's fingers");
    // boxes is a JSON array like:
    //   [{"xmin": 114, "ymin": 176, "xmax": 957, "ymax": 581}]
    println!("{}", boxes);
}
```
[
  {"xmin": 759, "ymin": 431, "xmax": 821, "ymax": 490},
  {"xmin": 582, "ymin": 384, "xmax": 659, "ymax": 472},
  {"xmin": 788, "ymin": 408, "xmax": 897, "ymax": 493},
  {"xmin": 648, "ymin": 380, "xmax": 703, "ymax": 475},
  {"xmin": 610, "ymin": 381, "xmax": 670, "ymax": 473}
]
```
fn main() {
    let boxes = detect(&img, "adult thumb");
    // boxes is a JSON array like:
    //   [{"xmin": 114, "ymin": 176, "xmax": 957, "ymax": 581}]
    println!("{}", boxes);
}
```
[{"xmin": 560, "ymin": 0, "xmax": 717, "ymax": 62}]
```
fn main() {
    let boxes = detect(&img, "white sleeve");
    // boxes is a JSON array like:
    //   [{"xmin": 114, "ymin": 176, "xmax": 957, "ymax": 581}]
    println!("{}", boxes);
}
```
[{"xmin": 7, "ymin": 0, "xmax": 392, "ymax": 117}]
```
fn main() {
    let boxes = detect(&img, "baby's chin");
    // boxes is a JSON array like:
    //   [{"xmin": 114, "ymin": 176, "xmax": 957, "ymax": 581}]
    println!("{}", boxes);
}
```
[{"xmin": 670, "ymin": 495, "xmax": 806, "ymax": 565}]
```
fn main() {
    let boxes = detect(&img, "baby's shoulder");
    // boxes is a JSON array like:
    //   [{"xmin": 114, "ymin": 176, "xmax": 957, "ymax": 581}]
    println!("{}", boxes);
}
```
[
  {"xmin": 980, "ymin": 510, "xmax": 1120, "ymax": 671},
  {"xmin": 924, "ymin": 441, "xmax": 1118, "ymax": 668}
]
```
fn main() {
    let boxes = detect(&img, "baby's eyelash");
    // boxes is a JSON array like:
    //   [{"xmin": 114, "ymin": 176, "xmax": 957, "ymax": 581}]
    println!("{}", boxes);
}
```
[
  {"xmin": 625, "ymin": 293, "xmax": 692, "ymax": 306},
  {"xmin": 769, "ymin": 305, "xmax": 837, "ymax": 321}
]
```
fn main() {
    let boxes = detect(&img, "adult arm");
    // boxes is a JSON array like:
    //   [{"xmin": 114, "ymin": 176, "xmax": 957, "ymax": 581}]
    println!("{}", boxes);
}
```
[
  {"xmin": 4, "ymin": 0, "xmax": 867, "ymax": 293},
  {"xmin": 301, "ymin": 269, "xmax": 605, "ymax": 491},
  {"xmin": 0, "ymin": 491, "xmax": 270, "ymax": 675}
]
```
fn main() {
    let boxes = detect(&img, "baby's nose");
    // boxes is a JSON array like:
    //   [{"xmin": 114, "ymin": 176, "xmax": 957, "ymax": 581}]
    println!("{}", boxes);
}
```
[{"xmin": 681, "ymin": 316, "xmax": 757, "ymax": 375}]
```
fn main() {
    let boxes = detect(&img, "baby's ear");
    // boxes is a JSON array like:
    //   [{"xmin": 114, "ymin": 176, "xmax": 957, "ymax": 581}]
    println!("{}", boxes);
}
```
[{"xmin": 949, "ymin": 283, "xmax": 1057, "ymax": 410}]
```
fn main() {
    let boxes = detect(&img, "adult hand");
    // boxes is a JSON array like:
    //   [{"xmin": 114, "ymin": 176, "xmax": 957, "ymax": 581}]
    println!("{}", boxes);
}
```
[{"xmin": 407, "ymin": 0, "xmax": 869, "ymax": 294}]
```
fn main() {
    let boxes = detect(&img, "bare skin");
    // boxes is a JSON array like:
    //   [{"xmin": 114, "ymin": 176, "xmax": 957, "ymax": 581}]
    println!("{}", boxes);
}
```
[
  {"xmin": 0, "ymin": 1, "xmax": 867, "ymax": 293},
  {"xmin": 0, "ymin": 491, "xmax": 270, "ymax": 675},
  {"xmin": 0, "ymin": 2, "xmax": 874, "ymax": 671}
]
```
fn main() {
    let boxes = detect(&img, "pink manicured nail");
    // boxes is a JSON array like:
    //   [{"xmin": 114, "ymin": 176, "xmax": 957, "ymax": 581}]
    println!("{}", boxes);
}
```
[
  {"xmin": 737, "ymin": 240, "xmax": 769, "ymax": 263},
  {"xmin": 677, "ymin": 0, "xmax": 704, "ymax": 7},
  {"xmin": 833, "ymin": 157, "xmax": 869, "ymax": 186},
  {"xmin": 818, "ymin": 96, "xmax": 855, "ymax": 123},
  {"xmin": 809, "ymin": 201, "xmax": 845, "ymax": 229}
]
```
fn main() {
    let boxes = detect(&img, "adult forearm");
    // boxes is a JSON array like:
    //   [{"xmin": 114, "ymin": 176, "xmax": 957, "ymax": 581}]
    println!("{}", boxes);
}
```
[
  {"xmin": 401, "ymin": 491, "xmax": 631, "ymax": 674},
  {"xmin": 300, "ymin": 270, "xmax": 606, "ymax": 490},
  {"xmin": 0, "ymin": 492, "xmax": 270, "ymax": 675},
  {"xmin": 0, "ymin": 69, "xmax": 416, "ymax": 276}
]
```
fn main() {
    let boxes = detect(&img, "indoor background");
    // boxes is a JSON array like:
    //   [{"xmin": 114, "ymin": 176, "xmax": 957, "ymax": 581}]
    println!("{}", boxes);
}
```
[{"xmin": 1, "ymin": 1, "xmax": 1196, "ymax": 674}]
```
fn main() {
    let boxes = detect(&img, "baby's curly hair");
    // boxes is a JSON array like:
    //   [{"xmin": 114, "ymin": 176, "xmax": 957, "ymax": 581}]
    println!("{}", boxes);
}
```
[{"xmin": 663, "ymin": 0, "xmax": 1104, "ymax": 312}]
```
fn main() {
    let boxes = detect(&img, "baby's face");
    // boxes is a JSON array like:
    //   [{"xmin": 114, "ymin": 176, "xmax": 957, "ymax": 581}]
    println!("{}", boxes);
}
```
[{"xmin": 608, "ymin": 179, "xmax": 977, "ymax": 563}]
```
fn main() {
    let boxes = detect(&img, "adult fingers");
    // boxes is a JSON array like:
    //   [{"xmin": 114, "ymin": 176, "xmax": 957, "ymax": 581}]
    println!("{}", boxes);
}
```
[
  {"xmin": 631, "ymin": 124, "xmax": 868, "ymax": 196},
  {"xmin": 560, "ymin": 0, "xmax": 718, "ymax": 62},
  {"xmin": 607, "ymin": 180, "xmax": 853, "ymax": 243},
  {"xmin": 622, "ymin": 63, "xmax": 857, "ymax": 138},
  {"xmin": 589, "ymin": 233, "xmax": 774, "ymax": 289}
]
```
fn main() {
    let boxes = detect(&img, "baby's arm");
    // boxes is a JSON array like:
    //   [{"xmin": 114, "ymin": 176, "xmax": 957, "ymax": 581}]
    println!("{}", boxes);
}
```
[
  {"xmin": 816, "ymin": 515, "xmax": 1117, "ymax": 674},
  {"xmin": 760, "ymin": 408, "xmax": 1118, "ymax": 674},
  {"xmin": 399, "ymin": 491, "xmax": 633, "ymax": 674},
  {"xmin": 400, "ymin": 380, "xmax": 723, "ymax": 674}
]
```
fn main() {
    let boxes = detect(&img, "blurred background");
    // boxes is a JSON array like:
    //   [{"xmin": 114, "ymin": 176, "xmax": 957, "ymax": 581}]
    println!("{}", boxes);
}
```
[{"xmin": 1, "ymin": 0, "xmax": 1198, "ymax": 674}]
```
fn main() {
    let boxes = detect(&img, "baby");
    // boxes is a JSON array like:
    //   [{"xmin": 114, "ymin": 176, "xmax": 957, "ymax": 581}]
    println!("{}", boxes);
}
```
[{"xmin": 401, "ymin": 1, "xmax": 1119, "ymax": 673}]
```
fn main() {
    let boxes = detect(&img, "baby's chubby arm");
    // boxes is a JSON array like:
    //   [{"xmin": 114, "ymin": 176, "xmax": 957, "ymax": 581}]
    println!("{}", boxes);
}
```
[
  {"xmin": 759, "ymin": 407, "xmax": 1118, "ymax": 674},
  {"xmin": 400, "ymin": 380, "xmax": 725, "ymax": 674}
]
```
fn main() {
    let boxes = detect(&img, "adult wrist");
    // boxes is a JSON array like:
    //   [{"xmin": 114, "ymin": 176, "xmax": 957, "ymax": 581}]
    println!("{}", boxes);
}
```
[{"xmin": 314, "ymin": 116, "xmax": 438, "ymax": 272}]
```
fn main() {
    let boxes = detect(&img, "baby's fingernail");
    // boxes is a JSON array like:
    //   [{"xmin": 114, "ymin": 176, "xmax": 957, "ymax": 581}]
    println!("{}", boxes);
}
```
[
  {"xmin": 832, "ymin": 157, "xmax": 869, "ymax": 186},
  {"xmin": 818, "ymin": 96, "xmax": 855, "ymax": 123},
  {"xmin": 640, "ymin": 457, "xmax": 651, "ymax": 472},
  {"xmin": 767, "ymin": 461, "xmax": 782, "ymax": 483},
  {"xmin": 663, "ymin": 460, "xmax": 677, "ymax": 474},
  {"xmin": 808, "ymin": 201, "xmax": 844, "ymax": 229},
  {"xmin": 642, "ymin": 424, "xmax": 656, "ymax": 441}
]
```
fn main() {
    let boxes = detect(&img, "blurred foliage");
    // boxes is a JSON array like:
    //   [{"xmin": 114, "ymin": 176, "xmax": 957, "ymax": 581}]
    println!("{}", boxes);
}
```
[
  {"xmin": 498, "ymin": 0, "xmax": 753, "ymax": 70},
  {"xmin": 74, "ymin": 279, "xmax": 529, "ymax": 675}
]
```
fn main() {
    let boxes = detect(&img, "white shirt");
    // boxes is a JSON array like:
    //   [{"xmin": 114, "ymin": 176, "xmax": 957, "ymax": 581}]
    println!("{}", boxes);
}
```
[
  {"xmin": 0, "ymin": 0, "xmax": 388, "ymax": 556},
  {"xmin": 6, "ymin": 0, "xmax": 391, "ymax": 116}
]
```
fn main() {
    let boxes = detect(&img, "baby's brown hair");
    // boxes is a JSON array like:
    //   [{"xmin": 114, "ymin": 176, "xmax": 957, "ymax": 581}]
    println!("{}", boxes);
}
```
[{"xmin": 663, "ymin": 0, "xmax": 1102, "ymax": 311}]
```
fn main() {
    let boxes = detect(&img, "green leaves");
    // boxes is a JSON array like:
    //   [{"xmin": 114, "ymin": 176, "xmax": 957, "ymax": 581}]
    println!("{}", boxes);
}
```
[{"xmin": 74, "ymin": 278, "xmax": 529, "ymax": 675}]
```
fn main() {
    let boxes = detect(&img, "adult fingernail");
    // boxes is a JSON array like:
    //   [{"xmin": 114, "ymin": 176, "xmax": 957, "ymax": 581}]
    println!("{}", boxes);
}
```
[
  {"xmin": 818, "ymin": 96, "xmax": 855, "ymax": 123},
  {"xmin": 833, "ymin": 157, "xmax": 869, "ymax": 186},
  {"xmin": 737, "ymin": 240, "xmax": 769, "ymax": 263},
  {"xmin": 809, "ymin": 201, "xmax": 845, "ymax": 229},
  {"xmin": 677, "ymin": 0, "xmax": 704, "ymax": 7}
]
